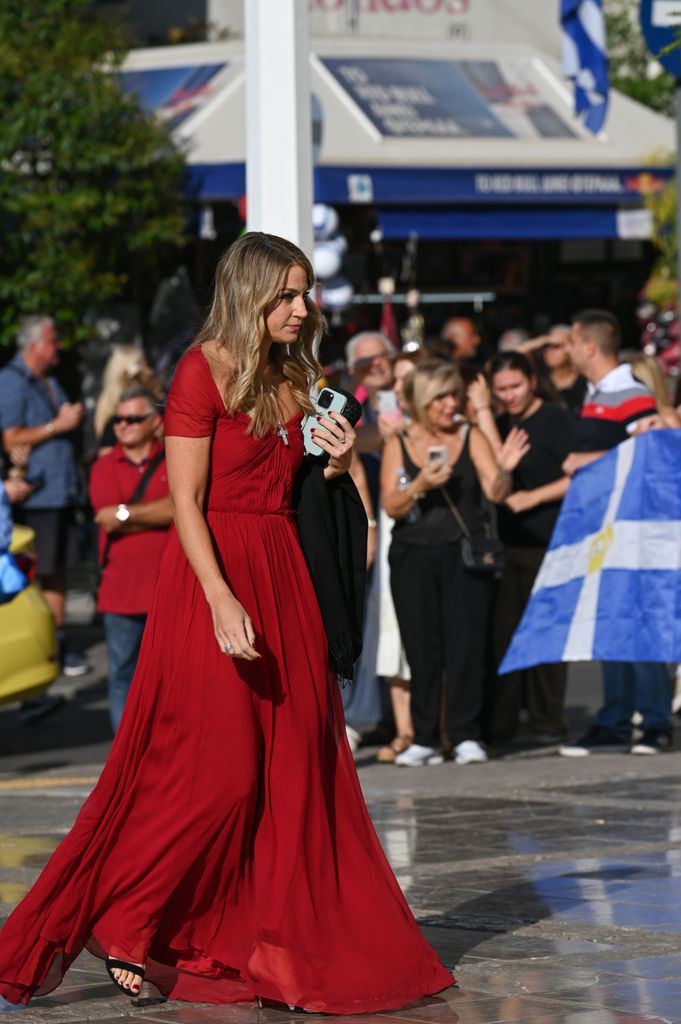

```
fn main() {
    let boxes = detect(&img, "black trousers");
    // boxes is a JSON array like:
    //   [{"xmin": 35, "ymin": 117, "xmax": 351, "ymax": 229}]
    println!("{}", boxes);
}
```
[
  {"xmin": 491, "ymin": 545, "xmax": 568, "ymax": 741},
  {"xmin": 389, "ymin": 541, "xmax": 492, "ymax": 749}
]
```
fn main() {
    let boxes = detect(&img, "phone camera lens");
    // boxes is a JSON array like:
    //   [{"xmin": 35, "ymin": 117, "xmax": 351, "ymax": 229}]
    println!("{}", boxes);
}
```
[{"xmin": 318, "ymin": 390, "xmax": 332, "ymax": 409}]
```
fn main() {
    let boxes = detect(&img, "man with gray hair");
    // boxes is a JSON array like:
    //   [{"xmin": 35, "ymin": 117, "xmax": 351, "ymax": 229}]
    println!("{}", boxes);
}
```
[
  {"xmin": 345, "ymin": 331, "xmax": 395, "ymax": 463},
  {"xmin": 90, "ymin": 387, "xmax": 172, "ymax": 731},
  {"xmin": 0, "ymin": 316, "xmax": 87, "ymax": 699}
]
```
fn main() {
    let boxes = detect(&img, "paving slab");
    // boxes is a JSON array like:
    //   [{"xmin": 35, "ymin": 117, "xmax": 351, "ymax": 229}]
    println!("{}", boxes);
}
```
[{"xmin": 2, "ymin": 626, "xmax": 681, "ymax": 1023}]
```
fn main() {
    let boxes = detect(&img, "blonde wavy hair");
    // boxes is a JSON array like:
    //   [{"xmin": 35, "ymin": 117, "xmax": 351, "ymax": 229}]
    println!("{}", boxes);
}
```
[
  {"xmin": 401, "ymin": 359, "xmax": 464, "ymax": 425},
  {"xmin": 194, "ymin": 232, "xmax": 325, "ymax": 436},
  {"xmin": 94, "ymin": 345, "xmax": 160, "ymax": 438},
  {"xmin": 620, "ymin": 351, "xmax": 671, "ymax": 410}
]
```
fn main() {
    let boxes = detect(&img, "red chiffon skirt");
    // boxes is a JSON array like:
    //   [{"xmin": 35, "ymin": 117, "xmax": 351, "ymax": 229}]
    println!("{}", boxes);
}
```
[{"xmin": 0, "ymin": 511, "xmax": 452, "ymax": 1013}]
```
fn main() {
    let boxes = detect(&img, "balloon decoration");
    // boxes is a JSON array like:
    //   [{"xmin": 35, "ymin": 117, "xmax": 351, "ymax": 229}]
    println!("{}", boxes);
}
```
[{"xmin": 312, "ymin": 203, "xmax": 353, "ymax": 314}]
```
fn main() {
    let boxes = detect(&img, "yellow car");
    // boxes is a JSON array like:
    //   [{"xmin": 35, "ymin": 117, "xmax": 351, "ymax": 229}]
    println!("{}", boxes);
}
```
[{"xmin": 0, "ymin": 525, "xmax": 58, "ymax": 704}]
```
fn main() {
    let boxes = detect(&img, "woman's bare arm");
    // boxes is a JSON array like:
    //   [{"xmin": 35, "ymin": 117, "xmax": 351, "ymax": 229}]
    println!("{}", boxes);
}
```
[
  {"xmin": 505, "ymin": 476, "xmax": 570, "ymax": 513},
  {"xmin": 380, "ymin": 433, "xmax": 451, "ymax": 518},
  {"xmin": 348, "ymin": 449, "xmax": 377, "ymax": 568},
  {"xmin": 165, "ymin": 434, "xmax": 260, "ymax": 660},
  {"xmin": 469, "ymin": 427, "xmax": 513, "ymax": 503}
]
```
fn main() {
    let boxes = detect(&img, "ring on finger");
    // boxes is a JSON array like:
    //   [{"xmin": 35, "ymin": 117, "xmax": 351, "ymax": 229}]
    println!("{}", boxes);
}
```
[{"xmin": 223, "ymin": 640, "xmax": 233, "ymax": 655}]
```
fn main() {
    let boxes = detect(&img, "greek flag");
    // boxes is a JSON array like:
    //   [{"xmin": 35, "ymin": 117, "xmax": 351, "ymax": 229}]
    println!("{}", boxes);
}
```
[
  {"xmin": 499, "ymin": 431, "xmax": 681, "ymax": 674},
  {"xmin": 560, "ymin": 0, "xmax": 609, "ymax": 134}
]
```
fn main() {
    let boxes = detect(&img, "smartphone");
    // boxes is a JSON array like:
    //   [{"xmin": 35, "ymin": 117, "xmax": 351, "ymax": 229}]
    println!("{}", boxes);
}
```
[
  {"xmin": 427, "ymin": 445, "xmax": 448, "ymax": 469},
  {"xmin": 302, "ymin": 387, "xmax": 362, "ymax": 460},
  {"xmin": 376, "ymin": 389, "xmax": 399, "ymax": 418}
]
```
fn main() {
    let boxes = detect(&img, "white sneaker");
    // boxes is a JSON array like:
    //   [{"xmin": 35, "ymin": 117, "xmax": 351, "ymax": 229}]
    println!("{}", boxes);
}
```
[
  {"xmin": 395, "ymin": 743, "xmax": 444, "ymax": 767},
  {"xmin": 345, "ymin": 725, "xmax": 361, "ymax": 754},
  {"xmin": 454, "ymin": 740, "xmax": 488, "ymax": 765}
]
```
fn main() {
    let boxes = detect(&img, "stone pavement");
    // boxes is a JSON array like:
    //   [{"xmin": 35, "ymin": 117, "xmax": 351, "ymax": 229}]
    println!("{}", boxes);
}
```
[{"xmin": 2, "ymin": 618, "xmax": 681, "ymax": 1023}]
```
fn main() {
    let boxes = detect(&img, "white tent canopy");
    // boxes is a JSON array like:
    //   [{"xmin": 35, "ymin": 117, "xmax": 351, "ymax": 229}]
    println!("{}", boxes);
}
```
[{"xmin": 122, "ymin": 38, "xmax": 674, "ymax": 238}]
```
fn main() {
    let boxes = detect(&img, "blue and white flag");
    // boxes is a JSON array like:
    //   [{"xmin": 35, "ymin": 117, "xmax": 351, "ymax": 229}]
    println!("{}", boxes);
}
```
[
  {"xmin": 560, "ymin": 0, "xmax": 609, "ymax": 134},
  {"xmin": 499, "ymin": 431, "xmax": 681, "ymax": 674}
]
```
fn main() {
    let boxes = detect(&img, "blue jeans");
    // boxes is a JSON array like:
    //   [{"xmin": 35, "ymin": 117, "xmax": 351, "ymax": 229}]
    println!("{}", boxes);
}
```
[
  {"xmin": 596, "ymin": 661, "xmax": 672, "ymax": 739},
  {"xmin": 103, "ymin": 613, "xmax": 147, "ymax": 733}
]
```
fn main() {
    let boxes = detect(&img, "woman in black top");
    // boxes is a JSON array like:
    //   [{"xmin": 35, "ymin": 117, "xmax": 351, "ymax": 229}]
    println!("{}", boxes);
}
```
[
  {"xmin": 470, "ymin": 352, "xmax": 579, "ymax": 745},
  {"xmin": 380, "ymin": 360, "xmax": 527, "ymax": 767}
]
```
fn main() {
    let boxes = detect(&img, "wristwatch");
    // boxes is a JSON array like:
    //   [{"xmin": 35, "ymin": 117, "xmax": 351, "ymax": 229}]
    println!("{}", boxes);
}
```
[
  {"xmin": 45, "ymin": 420, "xmax": 55, "ymax": 435},
  {"xmin": 115, "ymin": 504, "xmax": 131, "ymax": 523}
]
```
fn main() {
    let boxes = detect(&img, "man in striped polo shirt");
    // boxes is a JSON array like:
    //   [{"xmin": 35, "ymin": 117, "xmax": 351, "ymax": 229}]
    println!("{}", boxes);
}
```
[{"xmin": 559, "ymin": 309, "xmax": 673, "ymax": 757}]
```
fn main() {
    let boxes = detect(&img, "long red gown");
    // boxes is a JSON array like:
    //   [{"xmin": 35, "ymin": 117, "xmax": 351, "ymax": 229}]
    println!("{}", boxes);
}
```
[{"xmin": 0, "ymin": 348, "xmax": 453, "ymax": 1013}]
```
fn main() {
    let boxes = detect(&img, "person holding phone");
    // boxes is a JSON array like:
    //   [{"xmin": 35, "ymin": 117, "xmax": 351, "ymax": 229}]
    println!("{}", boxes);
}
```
[
  {"xmin": 469, "ymin": 352, "xmax": 579, "ymax": 746},
  {"xmin": 380, "ymin": 359, "xmax": 526, "ymax": 768},
  {"xmin": 0, "ymin": 234, "xmax": 452, "ymax": 1014}
]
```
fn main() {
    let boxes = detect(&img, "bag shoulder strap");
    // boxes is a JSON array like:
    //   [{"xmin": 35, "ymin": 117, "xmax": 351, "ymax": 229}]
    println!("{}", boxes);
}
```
[
  {"xmin": 439, "ymin": 486, "xmax": 471, "ymax": 538},
  {"xmin": 438, "ymin": 422, "xmax": 472, "ymax": 537},
  {"xmin": 397, "ymin": 431, "xmax": 411, "ymax": 468},
  {"xmin": 128, "ymin": 449, "xmax": 165, "ymax": 505}
]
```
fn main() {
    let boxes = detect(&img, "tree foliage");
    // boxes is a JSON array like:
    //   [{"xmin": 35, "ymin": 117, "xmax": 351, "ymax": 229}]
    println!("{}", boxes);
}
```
[
  {"xmin": 0, "ymin": 0, "xmax": 187, "ymax": 346},
  {"xmin": 604, "ymin": 0, "xmax": 675, "ymax": 116}
]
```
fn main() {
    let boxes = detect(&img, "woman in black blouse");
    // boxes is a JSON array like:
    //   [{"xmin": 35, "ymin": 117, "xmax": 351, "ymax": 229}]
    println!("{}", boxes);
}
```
[
  {"xmin": 469, "ymin": 352, "xmax": 579, "ymax": 745},
  {"xmin": 380, "ymin": 360, "xmax": 526, "ymax": 767}
]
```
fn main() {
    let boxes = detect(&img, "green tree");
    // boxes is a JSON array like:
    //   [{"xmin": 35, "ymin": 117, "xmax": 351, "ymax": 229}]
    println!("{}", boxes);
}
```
[
  {"xmin": 605, "ymin": 0, "xmax": 675, "ymax": 117},
  {"xmin": 0, "ymin": 0, "xmax": 187, "ymax": 347}
]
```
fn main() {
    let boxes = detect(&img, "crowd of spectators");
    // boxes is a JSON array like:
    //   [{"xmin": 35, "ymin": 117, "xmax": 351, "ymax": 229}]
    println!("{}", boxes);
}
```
[
  {"xmin": 0, "ymin": 306, "xmax": 679, "ymax": 754},
  {"xmin": 342, "ymin": 308, "xmax": 680, "ymax": 765}
]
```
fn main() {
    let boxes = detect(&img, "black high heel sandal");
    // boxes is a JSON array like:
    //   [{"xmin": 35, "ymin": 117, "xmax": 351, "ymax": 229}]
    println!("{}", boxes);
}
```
[{"xmin": 105, "ymin": 957, "xmax": 145, "ymax": 997}]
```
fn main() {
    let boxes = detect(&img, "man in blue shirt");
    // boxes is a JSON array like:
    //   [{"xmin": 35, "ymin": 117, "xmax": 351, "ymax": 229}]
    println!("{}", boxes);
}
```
[{"xmin": 0, "ymin": 315, "xmax": 88, "ymax": 685}]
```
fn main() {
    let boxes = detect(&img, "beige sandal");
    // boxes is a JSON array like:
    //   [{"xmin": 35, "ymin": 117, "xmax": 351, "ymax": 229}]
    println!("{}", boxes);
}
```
[{"xmin": 376, "ymin": 735, "xmax": 413, "ymax": 764}]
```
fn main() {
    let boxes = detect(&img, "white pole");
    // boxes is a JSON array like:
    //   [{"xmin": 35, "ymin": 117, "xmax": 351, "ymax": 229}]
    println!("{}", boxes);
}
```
[{"xmin": 245, "ymin": 0, "xmax": 313, "ymax": 258}]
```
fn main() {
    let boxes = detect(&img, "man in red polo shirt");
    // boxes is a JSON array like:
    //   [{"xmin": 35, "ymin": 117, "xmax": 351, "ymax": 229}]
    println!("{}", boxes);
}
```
[{"xmin": 90, "ymin": 387, "xmax": 173, "ymax": 732}]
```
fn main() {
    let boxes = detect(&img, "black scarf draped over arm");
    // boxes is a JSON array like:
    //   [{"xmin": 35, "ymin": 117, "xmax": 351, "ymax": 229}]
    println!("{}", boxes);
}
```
[{"xmin": 292, "ymin": 460, "xmax": 368, "ymax": 685}]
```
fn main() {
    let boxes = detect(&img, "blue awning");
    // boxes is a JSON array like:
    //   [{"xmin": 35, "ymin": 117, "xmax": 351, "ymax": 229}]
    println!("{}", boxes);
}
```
[
  {"xmin": 186, "ymin": 163, "xmax": 245, "ymax": 200},
  {"xmin": 185, "ymin": 163, "xmax": 671, "ymax": 209},
  {"xmin": 377, "ymin": 205, "xmax": 652, "ymax": 240}
]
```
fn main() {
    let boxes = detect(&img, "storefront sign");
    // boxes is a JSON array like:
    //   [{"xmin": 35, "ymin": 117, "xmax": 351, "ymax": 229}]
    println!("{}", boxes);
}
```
[
  {"xmin": 322, "ymin": 58, "xmax": 574, "ymax": 139},
  {"xmin": 315, "ymin": 166, "xmax": 673, "ymax": 205},
  {"xmin": 473, "ymin": 171, "xmax": 667, "ymax": 198}
]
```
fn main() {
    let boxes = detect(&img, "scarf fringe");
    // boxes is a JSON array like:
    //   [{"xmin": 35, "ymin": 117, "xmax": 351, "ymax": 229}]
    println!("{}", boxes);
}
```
[{"xmin": 328, "ymin": 632, "xmax": 357, "ymax": 687}]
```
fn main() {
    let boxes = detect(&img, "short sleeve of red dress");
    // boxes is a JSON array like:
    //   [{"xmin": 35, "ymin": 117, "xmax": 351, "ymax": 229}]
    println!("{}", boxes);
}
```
[{"xmin": 164, "ymin": 349, "xmax": 222, "ymax": 438}]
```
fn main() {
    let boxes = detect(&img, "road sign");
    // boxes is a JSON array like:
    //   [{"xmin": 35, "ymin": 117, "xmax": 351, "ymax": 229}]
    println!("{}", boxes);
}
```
[{"xmin": 640, "ymin": 0, "xmax": 681, "ymax": 78}]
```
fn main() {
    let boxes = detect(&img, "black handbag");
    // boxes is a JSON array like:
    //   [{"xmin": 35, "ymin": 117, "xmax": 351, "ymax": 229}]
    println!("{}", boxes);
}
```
[{"xmin": 439, "ymin": 486, "xmax": 506, "ymax": 576}]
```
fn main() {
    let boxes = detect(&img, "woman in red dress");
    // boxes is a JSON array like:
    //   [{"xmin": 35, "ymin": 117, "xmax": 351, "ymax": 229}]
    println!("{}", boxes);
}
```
[{"xmin": 0, "ymin": 233, "xmax": 452, "ymax": 1014}]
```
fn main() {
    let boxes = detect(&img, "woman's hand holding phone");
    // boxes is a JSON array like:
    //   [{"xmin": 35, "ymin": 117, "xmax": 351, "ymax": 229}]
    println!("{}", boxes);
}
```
[
  {"xmin": 377, "ymin": 412, "xmax": 409, "ymax": 441},
  {"xmin": 413, "ymin": 460, "xmax": 452, "ymax": 493},
  {"xmin": 312, "ymin": 412, "xmax": 356, "ymax": 479}
]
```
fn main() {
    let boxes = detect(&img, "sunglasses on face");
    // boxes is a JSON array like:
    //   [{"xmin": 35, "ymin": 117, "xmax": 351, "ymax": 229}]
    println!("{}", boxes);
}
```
[
  {"xmin": 544, "ymin": 342, "xmax": 565, "ymax": 350},
  {"xmin": 112, "ymin": 414, "xmax": 152, "ymax": 425},
  {"xmin": 353, "ymin": 353, "xmax": 390, "ymax": 371},
  {"xmin": 432, "ymin": 391, "xmax": 458, "ymax": 401}
]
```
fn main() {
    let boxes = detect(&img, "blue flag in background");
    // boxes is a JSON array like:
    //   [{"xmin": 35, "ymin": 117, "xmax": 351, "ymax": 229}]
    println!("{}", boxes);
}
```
[
  {"xmin": 499, "ymin": 432, "xmax": 681, "ymax": 674},
  {"xmin": 560, "ymin": 0, "xmax": 609, "ymax": 133}
]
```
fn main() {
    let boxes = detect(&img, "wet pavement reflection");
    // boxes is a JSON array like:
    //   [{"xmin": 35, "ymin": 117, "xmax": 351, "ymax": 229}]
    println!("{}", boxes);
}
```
[{"xmin": 3, "ymin": 751, "xmax": 681, "ymax": 1022}]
